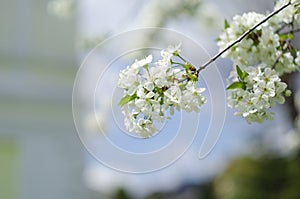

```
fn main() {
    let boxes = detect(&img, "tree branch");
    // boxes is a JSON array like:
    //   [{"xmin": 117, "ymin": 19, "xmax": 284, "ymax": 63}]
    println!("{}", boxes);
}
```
[{"xmin": 197, "ymin": 0, "xmax": 292, "ymax": 74}]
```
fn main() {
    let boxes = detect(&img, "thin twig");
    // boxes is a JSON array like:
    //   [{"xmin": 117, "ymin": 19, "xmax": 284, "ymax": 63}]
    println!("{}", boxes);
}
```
[
  {"xmin": 291, "ymin": 28, "xmax": 300, "ymax": 33},
  {"xmin": 272, "ymin": 52, "xmax": 283, "ymax": 69},
  {"xmin": 177, "ymin": 54, "xmax": 188, "ymax": 63},
  {"xmin": 280, "ymin": 27, "xmax": 300, "ymax": 34},
  {"xmin": 273, "ymin": 18, "xmax": 295, "ymax": 68},
  {"xmin": 197, "ymin": 0, "xmax": 292, "ymax": 74}
]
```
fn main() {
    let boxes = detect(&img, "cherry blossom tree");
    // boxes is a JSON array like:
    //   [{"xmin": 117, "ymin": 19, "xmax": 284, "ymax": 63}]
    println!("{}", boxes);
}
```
[{"xmin": 118, "ymin": 0, "xmax": 300, "ymax": 137}]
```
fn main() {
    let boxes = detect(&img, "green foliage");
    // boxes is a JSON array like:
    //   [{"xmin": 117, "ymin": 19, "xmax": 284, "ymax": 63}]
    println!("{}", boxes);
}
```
[
  {"xmin": 112, "ymin": 188, "xmax": 130, "ymax": 199},
  {"xmin": 118, "ymin": 94, "xmax": 137, "ymax": 106},
  {"xmin": 236, "ymin": 65, "xmax": 248, "ymax": 81},
  {"xmin": 226, "ymin": 81, "xmax": 246, "ymax": 90},
  {"xmin": 227, "ymin": 65, "xmax": 248, "ymax": 90},
  {"xmin": 279, "ymin": 33, "xmax": 294, "ymax": 41},
  {"xmin": 224, "ymin": 19, "xmax": 230, "ymax": 29},
  {"xmin": 213, "ymin": 156, "xmax": 300, "ymax": 199}
]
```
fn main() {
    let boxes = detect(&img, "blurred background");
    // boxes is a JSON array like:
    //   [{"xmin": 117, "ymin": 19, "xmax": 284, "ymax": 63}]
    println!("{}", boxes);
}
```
[{"xmin": 0, "ymin": 0, "xmax": 300, "ymax": 199}]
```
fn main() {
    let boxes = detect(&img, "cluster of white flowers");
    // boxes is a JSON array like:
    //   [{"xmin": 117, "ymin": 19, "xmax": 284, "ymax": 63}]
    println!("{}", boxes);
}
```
[
  {"xmin": 117, "ymin": 0, "xmax": 300, "ymax": 132},
  {"xmin": 118, "ymin": 44, "xmax": 206, "ymax": 137},
  {"xmin": 218, "ymin": 12, "xmax": 266, "ymax": 66},
  {"xmin": 218, "ymin": 0, "xmax": 300, "ymax": 123},
  {"xmin": 227, "ymin": 66, "xmax": 290, "ymax": 123},
  {"xmin": 273, "ymin": 0, "xmax": 300, "ymax": 25},
  {"xmin": 218, "ymin": 11, "xmax": 300, "ymax": 74}
]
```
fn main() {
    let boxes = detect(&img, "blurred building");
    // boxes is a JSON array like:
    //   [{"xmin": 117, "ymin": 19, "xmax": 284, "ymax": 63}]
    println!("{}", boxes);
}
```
[{"xmin": 0, "ymin": 0, "xmax": 96, "ymax": 198}]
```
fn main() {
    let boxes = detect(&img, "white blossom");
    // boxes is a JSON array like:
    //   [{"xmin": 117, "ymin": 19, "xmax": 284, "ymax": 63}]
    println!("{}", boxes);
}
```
[
  {"xmin": 218, "ymin": 12, "xmax": 265, "ymax": 66},
  {"xmin": 118, "ymin": 45, "xmax": 206, "ymax": 137},
  {"xmin": 218, "ymin": 9, "xmax": 300, "ymax": 75},
  {"xmin": 118, "ymin": 0, "xmax": 300, "ymax": 134},
  {"xmin": 217, "ymin": 2, "xmax": 300, "ymax": 124},
  {"xmin": 227, "ymin": 66, "xmax": 289, "ymax": 123},
  {"xmin": 272, "ymin": 0, "xmax": 300, "ymax": 25},
  {"xmin": 118, "ymin": 55, "xmax": 152, "ymax": 95}
]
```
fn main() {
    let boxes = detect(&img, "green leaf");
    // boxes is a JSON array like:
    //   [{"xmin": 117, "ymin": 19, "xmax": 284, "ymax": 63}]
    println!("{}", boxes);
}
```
[
  {"xmin": 241, "ymin": 72, "xmax": 248, "ymax": 81},
  {"xmin": 295, "ymin": 8, "xmax": 300, "ymax": 14},
  {"xmin": 224, "ymin": 19, "xmax": 230, "ymax": 29},
  {"xmin": 236, "ymin": 65, "xmax": 248, "ymax": 81},
  {"xmin": 236, "ymin": 65, "xmax": 243, "ymax": 79},
  {"xmin": 287, "ymin": 33, "xmax": 294, "ymax": 40},
  {"xmin": 279, "ymin": 33, "xmax": 293, "ymax": 41},
  {"xmin": 118, "ymin": 94, "xmax": 136, "ymax": 106},
  {"xmin": 226, "ymin": 81, "xmax": 246, "ymax": 90},
  {"xmin": 279, "ymin": 34, "xmax": 287, "ymax": 40}
]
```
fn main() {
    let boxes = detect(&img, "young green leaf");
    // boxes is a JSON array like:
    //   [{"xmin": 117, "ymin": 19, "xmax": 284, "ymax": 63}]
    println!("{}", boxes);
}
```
[
  {"xmin": 279, "ymin": 33, "xmax": 293, "ymax": 41},
  {"xmin": 236, "ymin": 65, "xmax": 248, "ymax": 81},
  {"xmin": 224, "ymin": 19, "xmax": 230, "ymax": 29},
  {"xmin": 236, "ymin": 65, "xmax": 243, "ymax": 79},
  {"xmin": 279, "ymin": 34, "xmax": 287, "ymax": 40},
  {"xmin": 226, "ymin": 81, "xmax": 246, "ymax": 90},
  {"xmin": 242, "ymin": 72, "xmax": 248, "ymax": 81},
  {"xmin": 118, "ymin": 94, "xmax": 136, "ymax": 106},
  {"xmin": 287, "ymin": 33, "xmax": 294, "ymax": 40}
]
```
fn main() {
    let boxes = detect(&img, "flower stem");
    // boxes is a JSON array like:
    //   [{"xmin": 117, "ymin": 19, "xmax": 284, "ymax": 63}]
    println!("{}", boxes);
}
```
[
  {"xmin": 177, "ymin": 54, "xmax": 188, "ymax": 63},
  {"xmin": 196, "ymin": 0, "xmax": 292, "ymax": 74}
]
